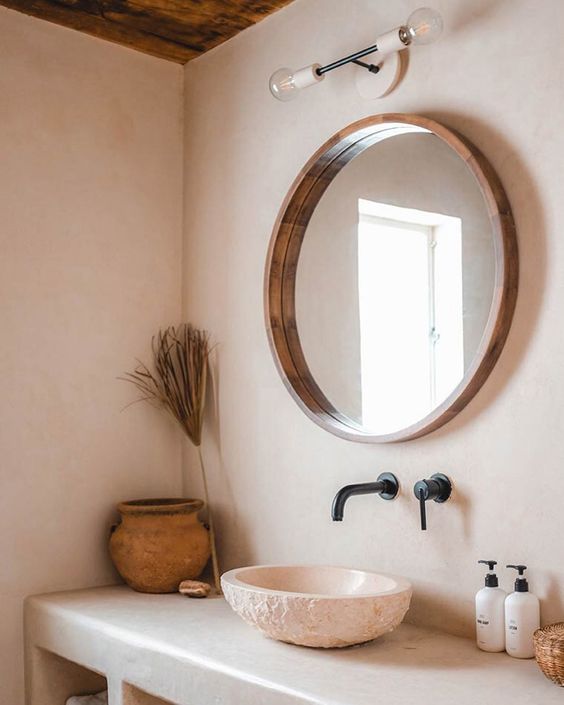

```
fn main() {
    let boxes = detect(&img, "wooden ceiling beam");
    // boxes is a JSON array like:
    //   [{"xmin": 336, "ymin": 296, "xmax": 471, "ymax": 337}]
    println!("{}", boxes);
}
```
[{"xmin": 0, "ymin": 0, "xmax": 295, "ymax": 63}]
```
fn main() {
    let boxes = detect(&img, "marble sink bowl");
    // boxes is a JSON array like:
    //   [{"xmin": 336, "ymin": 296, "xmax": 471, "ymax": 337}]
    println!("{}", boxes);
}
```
[{"xmin": 221, "ymin": 565, "xmax": 412, "ymax": 648}]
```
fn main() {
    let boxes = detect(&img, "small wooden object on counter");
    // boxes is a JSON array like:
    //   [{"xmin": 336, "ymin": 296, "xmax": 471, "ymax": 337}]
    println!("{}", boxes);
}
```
[
  {"xmin": 534, "ymin": 622, "xmax": 564, "ymax": 686},
  {"xmin": 179, "ymin": 580, "xmax": 212, "ymax": 598}
]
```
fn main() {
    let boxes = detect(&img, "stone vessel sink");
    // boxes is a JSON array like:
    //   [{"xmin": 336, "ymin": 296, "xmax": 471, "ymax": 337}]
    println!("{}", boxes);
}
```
[{"xmin": 221, "ymin": 565, "xmax": 412, "ymax": 648}]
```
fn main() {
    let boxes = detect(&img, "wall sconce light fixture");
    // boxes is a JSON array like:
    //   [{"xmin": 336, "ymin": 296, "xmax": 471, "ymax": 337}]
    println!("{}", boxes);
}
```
[{"xmin": 269, "ymin": 7, "xmax": 443, "ymax": 101}]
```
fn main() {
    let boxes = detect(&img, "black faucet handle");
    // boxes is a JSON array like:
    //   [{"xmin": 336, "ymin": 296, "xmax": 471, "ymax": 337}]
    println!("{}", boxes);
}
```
[
  {"xmin": 417, "ymin": 485, "xmax": 427, "ymax": 530},
  {"xmin": 413, "ymin": 474, "xmax": 452, "ymax": 531}
]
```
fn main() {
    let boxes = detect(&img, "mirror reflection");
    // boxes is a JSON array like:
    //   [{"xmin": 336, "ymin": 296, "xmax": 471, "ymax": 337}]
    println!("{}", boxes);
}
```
[{"xmin": 296, "ymin": 130, "xmax": 495, "ymax": 435}]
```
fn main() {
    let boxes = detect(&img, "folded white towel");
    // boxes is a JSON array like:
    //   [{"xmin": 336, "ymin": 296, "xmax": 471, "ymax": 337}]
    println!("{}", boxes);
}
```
[{"xmin": 66, "ymin": 691, "xmax": 108, "ymax": 705}]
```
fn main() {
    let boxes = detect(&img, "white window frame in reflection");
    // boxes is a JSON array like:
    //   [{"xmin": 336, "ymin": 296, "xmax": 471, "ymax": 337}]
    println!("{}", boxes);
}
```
[{"xmin": 357, "ymin": 199, "xmax": 464, "ymax": 434}]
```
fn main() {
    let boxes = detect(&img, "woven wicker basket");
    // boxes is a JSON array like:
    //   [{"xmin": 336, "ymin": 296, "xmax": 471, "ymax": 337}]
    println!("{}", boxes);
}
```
[{"xmin": 534, "ymin": 623, "xmax": 564, "ymax": 686}]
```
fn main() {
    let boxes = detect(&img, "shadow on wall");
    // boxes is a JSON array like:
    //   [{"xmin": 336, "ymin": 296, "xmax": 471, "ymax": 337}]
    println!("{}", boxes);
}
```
[
  {"xmin": 449, "ymin": 485, "xmax": 472, "ymax": 542},
  {"xmin": 542, "ymin": 574, "xmax": 564, "ymax": 626},
  {"xmin": 194, "ymin": 346, "xmax": 257, "ymax": 572},
  {"xmin": 419, "ymin": 110, "xmax": 546, "ymax": 437},
  {"xmin": 404, "ymin": 586, "xmax": 477, "ymax": 640},
  {"xmin": 449, "ymin": 0, "xmax": 514, "ymax": 35}
]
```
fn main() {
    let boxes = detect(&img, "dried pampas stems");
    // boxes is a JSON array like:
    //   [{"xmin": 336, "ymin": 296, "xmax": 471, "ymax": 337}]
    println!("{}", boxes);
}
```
[{"xmin": 121, "ymin": 324, "xmax": 222, "ymax": 595}]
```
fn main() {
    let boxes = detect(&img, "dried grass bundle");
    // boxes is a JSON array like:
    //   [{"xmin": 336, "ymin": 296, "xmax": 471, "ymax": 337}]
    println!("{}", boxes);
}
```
[{"xmin": 121, "ymin": 324, "xmax": 221, "ymax": 594}]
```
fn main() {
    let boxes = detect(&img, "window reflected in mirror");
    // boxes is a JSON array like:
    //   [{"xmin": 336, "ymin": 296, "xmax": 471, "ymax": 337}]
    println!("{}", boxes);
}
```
[{"xmin": 357, "ymin": 199, "xmax": 463, "ymax": 433}]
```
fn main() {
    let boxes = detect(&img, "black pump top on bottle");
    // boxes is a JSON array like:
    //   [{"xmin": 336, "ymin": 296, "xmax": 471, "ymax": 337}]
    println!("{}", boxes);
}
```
[
  {"xmin": 507, "ymin": 564, "xmax": 529, "ymax": 592},
  {"xmin": 478, "ymin": 560, "xmax": 499, "ymax": 587}
]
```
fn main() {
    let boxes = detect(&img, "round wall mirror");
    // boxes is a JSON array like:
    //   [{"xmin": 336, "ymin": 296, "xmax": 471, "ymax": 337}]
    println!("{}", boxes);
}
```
[{"xmin": 265, "ymin": 114, "xmax": 518, "ymax": 442}]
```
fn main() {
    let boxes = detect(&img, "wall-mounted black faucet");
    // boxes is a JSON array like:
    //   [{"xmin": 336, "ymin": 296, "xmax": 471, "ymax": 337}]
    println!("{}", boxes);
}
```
[
  {"xmin": 332, "ymin": 473, "xmax": 399, "ymax": 521},
  {"xmin": 413, "ymin": 473, "xmax": 452, "ymax": 530}
]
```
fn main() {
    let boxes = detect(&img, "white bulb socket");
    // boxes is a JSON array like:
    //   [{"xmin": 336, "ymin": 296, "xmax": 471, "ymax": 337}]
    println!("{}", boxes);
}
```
[
  {"xmin": 292, "ymin": 64, "xmax": 325, "ymax": 90},
  {"xmin": 269, "ymin": 64, "xmax": 324, "ymax": 101},
  {"xmin": 374, "ymin": 28, "xmax": 408, "ymax": 57}
]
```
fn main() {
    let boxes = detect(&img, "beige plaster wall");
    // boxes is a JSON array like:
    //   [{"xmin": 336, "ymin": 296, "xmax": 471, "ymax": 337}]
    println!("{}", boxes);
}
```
[
  {"xmin": 183, "ymin": 0, "xmax": 563, "ymax": 640},
  {"xmin": 0, "ymin": 8, "xmax": 183, "ymax": 703}
]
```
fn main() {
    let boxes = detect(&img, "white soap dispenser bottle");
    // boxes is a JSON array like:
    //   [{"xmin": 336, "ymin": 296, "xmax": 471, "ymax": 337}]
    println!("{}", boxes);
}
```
[
  {"xmin": 505, "ymin": 564, "xmax": 540, "ymax": 659},
  {"xmin": 475, "ymin": 560, "xmax": 506, "ymax": 652}
]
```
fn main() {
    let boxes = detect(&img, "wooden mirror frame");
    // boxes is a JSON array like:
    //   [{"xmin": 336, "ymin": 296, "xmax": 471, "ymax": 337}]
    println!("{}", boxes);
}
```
[{"xmin": 265, "ymin": 114, "xmax": 518, "ymax": 443}]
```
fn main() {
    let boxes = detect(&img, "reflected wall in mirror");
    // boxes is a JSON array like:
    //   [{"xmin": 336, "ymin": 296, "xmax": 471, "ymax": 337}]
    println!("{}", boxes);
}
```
[{"xmin": 266, "ymin": 115, "xmax": 518, "ymax": 442}]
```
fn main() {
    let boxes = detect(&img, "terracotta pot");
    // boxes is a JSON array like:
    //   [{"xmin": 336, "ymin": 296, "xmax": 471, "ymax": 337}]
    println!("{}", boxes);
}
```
[{"xmin": 109, "ymin": 498, "xmax": 210, "ymax": 593}]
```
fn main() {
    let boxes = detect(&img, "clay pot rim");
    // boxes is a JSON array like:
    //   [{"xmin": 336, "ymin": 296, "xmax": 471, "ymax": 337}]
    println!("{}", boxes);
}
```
[{"xmin": 117, "ymin": 498, "xmax": 204, "ymax": 515}]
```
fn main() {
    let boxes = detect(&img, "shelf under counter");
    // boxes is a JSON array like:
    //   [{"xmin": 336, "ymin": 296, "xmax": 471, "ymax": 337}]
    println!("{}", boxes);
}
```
[{"xmin": 24, "ymin": 585, "xmax": 560, "ymax": 705}]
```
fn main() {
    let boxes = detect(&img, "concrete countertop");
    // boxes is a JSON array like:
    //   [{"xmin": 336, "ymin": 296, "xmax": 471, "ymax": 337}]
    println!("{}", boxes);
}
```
[{"xmin": 25, "ymin": 585, "xmax": 561, "ymax": 705}]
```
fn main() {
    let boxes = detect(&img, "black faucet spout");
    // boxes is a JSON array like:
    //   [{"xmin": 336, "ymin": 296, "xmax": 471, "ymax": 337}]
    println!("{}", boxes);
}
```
[{"xmin": 331, "ymin": 473, "xmax": 399, "ymax": 521}]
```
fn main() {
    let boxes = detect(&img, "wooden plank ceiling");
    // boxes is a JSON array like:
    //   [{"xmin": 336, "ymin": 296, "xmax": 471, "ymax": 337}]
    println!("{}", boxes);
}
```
[{"xmin": 0, "ymin": 0, "xmax": 295, "ymax": 63}]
